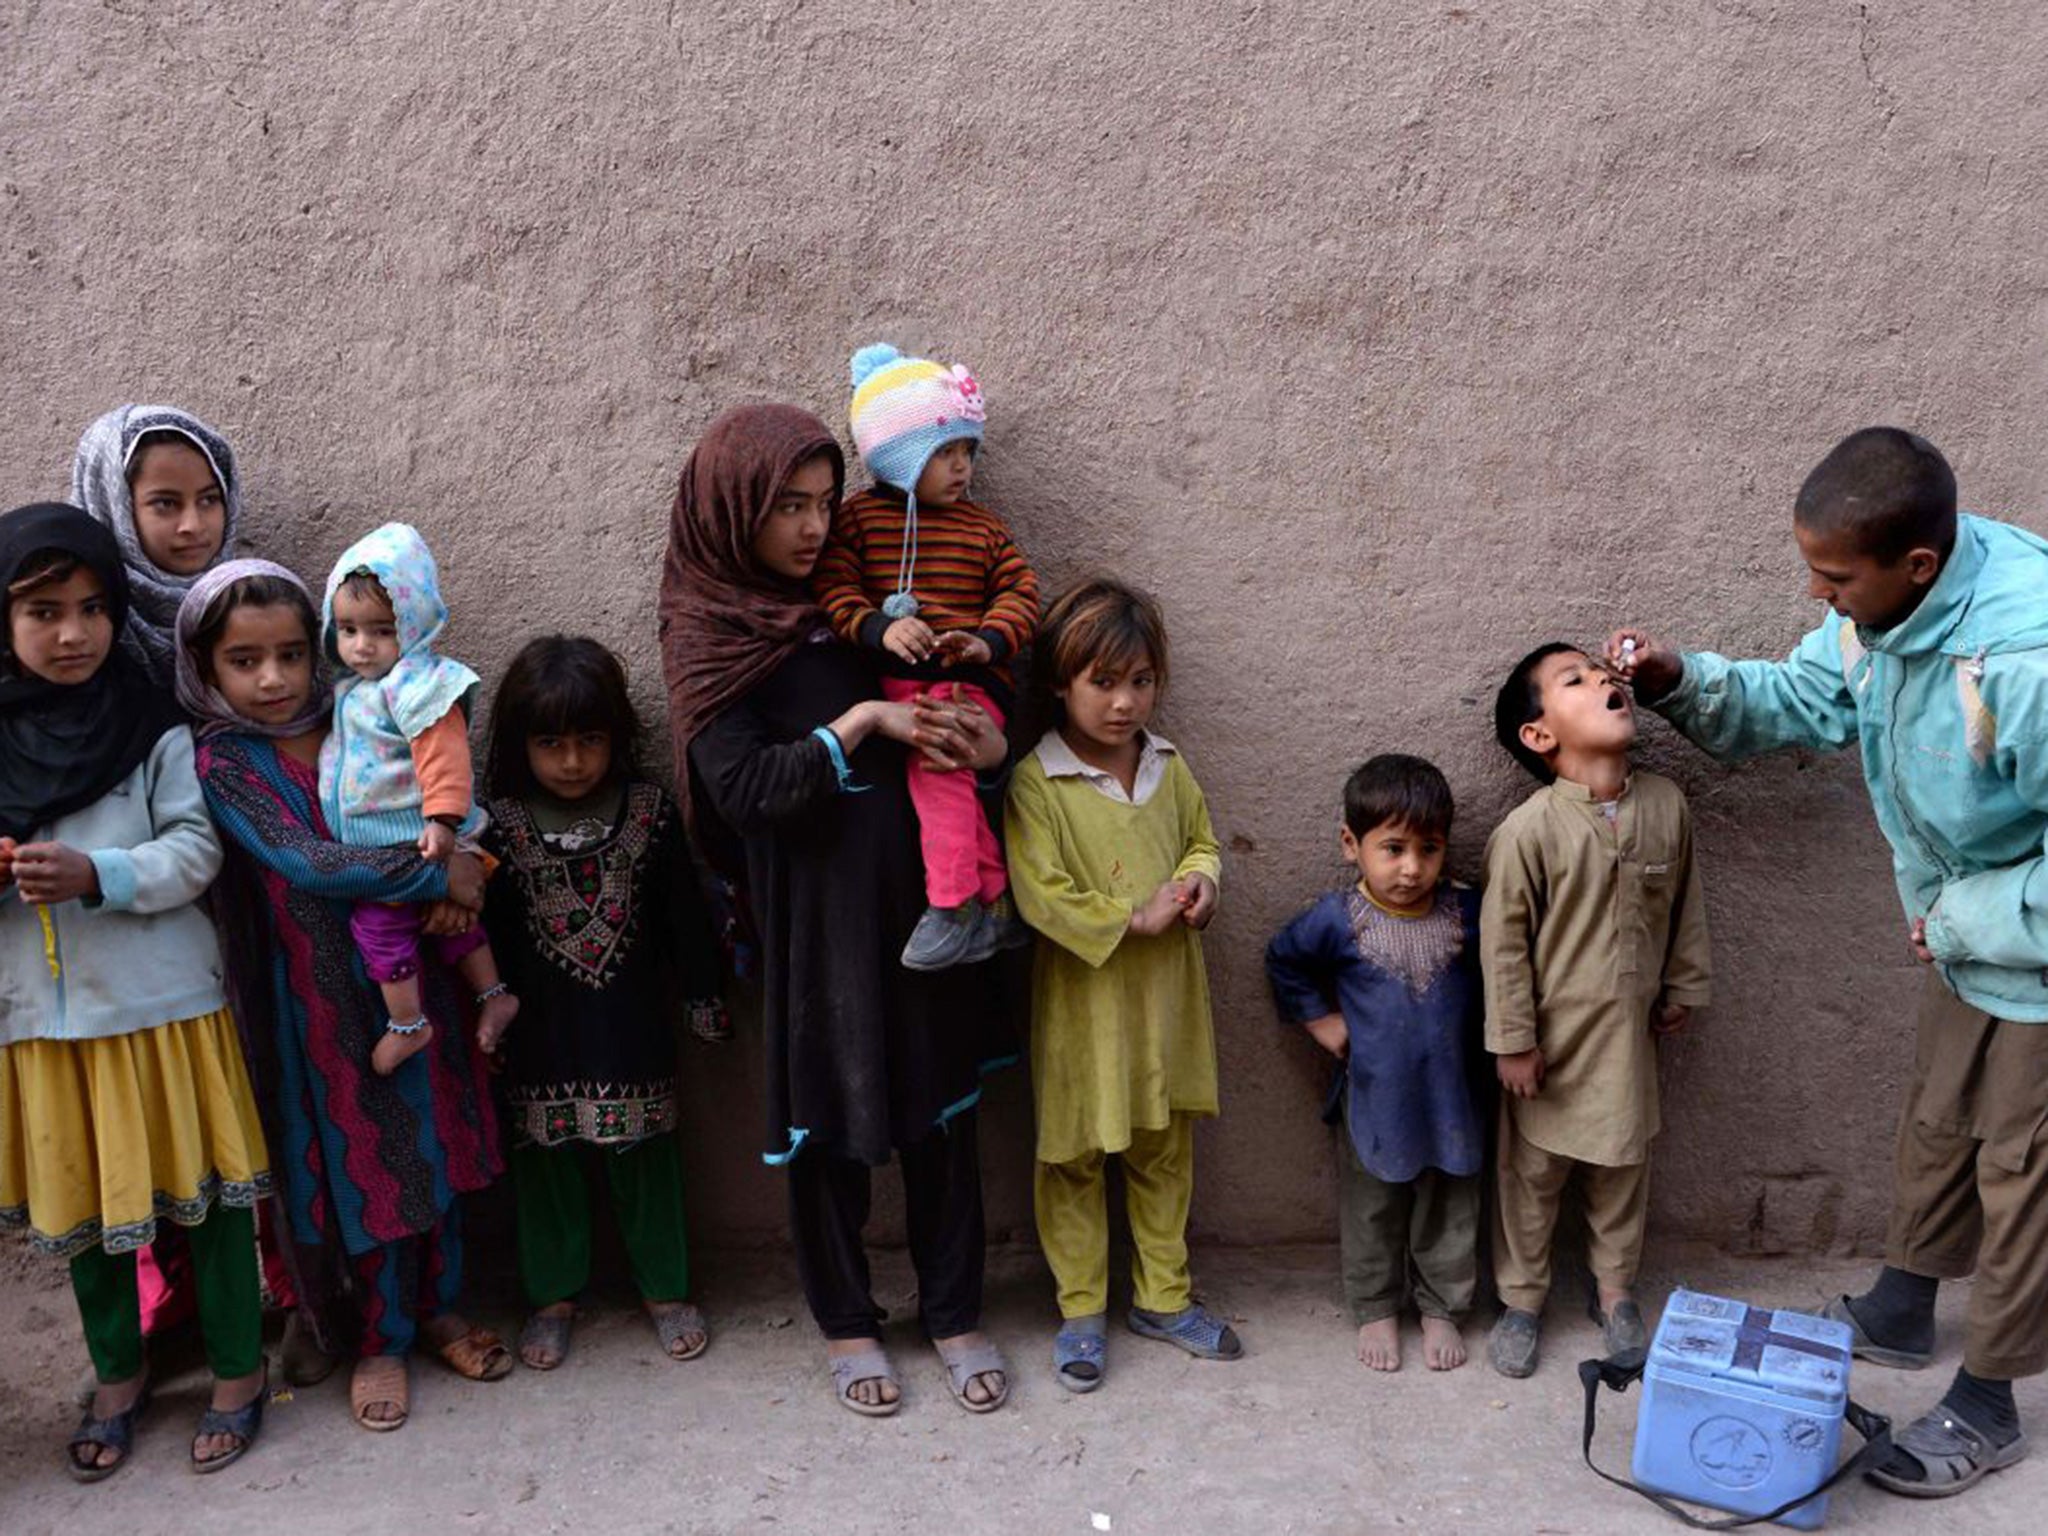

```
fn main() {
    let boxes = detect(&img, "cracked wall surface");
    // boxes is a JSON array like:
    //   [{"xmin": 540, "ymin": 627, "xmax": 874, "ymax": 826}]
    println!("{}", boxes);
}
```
[{"xmin": 4, "ymin": 1, "xmax": 2047, "ymax": 1254}]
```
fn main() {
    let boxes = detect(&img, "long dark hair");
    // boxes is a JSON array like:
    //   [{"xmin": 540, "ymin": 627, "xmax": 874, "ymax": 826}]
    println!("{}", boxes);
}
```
[{"xmin": 484, "ymin": 634, "xmax": 642, "ymax": 800}]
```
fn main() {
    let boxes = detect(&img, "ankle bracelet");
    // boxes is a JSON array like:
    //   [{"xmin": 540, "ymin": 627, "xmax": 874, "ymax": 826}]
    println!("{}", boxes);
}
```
[
  {"xmin": 385, "ymin": 1016, "xmax": 429, "ymax": 1036},
  {"xmin": 475, "ymin": 983, "xmax": 510, "ymax": 1005}
]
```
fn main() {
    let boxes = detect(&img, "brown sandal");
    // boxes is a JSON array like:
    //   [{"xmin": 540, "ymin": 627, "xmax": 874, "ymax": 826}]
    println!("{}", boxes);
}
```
[
  {"xmin": 430, "ymin": 1324, "xmax": 513, "ymax": 1382},
  {"xmin": 350, "ymin": 1356, "xmax": 409, "ymax": 1433}
]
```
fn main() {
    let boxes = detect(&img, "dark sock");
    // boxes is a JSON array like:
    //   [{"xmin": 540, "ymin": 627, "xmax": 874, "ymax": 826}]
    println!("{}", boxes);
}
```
[
  {"xmin": 1845, "ymin": 1266, "xmax": 1937, "ymax": 1354},
  {"xmin": 1942, "ymin": 1366, "xmax": 2021, "ymax": 1445},
  {"xmin": 1879, "ymin": 1367, "xmax": 2022, "ymax": 1484}
]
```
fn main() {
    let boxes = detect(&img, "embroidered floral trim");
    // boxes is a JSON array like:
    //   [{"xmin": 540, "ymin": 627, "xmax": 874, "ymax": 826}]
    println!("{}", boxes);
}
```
[
  {"xmin": 494, "ymin": 783, "xmax": 665, "ymax": 987},
  {"xmin": 1344, "ymin": 888, "xmax": 1466, "ymax": 1000},
  {"xmin": 0, "ymin": 1169, "xmax": 273, "ymax": 1261},
  {"xmin": 509, "ymin": 1082, "xmax": 678, "ymax": 1148}
]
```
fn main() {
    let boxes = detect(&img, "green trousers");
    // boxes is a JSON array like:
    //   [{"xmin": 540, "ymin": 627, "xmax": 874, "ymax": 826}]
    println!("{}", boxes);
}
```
[
  {"xmin": 1338, "ymin": 1124, "xmax": 1480, "ymax": 1326},
  {"xmin": 513, "ymin": 1136, "xmax": 692, "ymax": 1306},
  {"xmin": 70, "ymin": 1204, "xmax": 262, "ymax": 1383}
]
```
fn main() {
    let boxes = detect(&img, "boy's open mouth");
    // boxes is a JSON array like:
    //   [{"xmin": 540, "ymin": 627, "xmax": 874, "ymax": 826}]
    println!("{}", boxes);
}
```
[{"xmin": 1604, "ymin": 690, "xmax": 1629, "ymax": 711}]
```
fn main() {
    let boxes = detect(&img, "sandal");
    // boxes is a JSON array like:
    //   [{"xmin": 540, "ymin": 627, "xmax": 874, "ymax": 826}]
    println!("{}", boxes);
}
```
[
  {"xmin": 648, "ymin": 1302, "xmax": 709, "ymax": 1361},
  {"xmin": 66, "ymin": 1378, "xmax": 151, "ymax": 1483},
  {"xmin": 1822, "ymin": 1294, "xmax": 1934, "ymax": 1370},
  {"xmin": 1127, "ymin": 1303, "xmax": 1244, "ymax": 1360},
  {"xmin": 1867, "ymin": 1405, "xmax": 2028, "ymax": 1498},
  {"xmin": 519, "ymin": 1308, "xmax": 576, "ymax": 1371},
  {"xmin": 1054, "ymin": 1315, "xmax": 1107, "ymax": 1394},
  {"xmin": 191, "ymin": 1366, "xmax": 267, "ymax": 1474},
  {"xmin": 428, "ymin": 1322, "xmax": 514, "ymax": 1382},
  {"xmin": 828, "ymin": 1346, "xmax": 902, "ymax": 1418},
  {"xmin": 934, "ymin": 1336, "xmax": 1010, "ymax": 1414},
  {"xmin": 350, "ymin": 1355, "xmax": 410, "ymax": 1433},
  {"xmin": 1588, "ymin": 1297, "xmax": 1648, "ymax": 1364}
]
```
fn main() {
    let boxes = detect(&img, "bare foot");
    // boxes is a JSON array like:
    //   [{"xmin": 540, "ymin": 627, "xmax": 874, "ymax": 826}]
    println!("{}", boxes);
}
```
[
  {"xmin": 826, "ymin": 1337, "xmax": 899, "ymax": 1410},
  {"xmin": 1420, "ymin": 1314, "xmax": 1467, "ymax": 1371},
  {"xmin": 475, "ymin": 990, "xmax": 519, "ymax": 1053},
  {"xmin": 933, "ymin": 1328, "xmax": 1006, "ymax": 1406},
  {"xmin": 1355, "ymin": 1317, "xmax": 1401, "ymax": 1372},
  {"xmin": 371, "ymin": 1020, "xmax": 433, "ymax": 1075}
]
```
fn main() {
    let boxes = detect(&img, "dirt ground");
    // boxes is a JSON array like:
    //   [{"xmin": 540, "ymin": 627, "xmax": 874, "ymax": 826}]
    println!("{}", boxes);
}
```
[{"xmin": 1, "ymin": 1242, "xmax": 2040, "ymax": 1536}]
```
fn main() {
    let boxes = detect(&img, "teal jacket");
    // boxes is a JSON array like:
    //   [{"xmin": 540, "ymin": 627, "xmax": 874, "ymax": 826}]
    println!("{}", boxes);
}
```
[{"xmin": 1653, "ymin": 514, "xmax": 2048, "ymax": 1022}]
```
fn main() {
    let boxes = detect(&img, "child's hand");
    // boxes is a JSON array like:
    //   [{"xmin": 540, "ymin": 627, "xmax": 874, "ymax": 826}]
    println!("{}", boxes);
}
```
[
  {"xmin": 932, "ymin": 630, "xmax": 993, "ymax": 668},
  {"xmin": 1908, "ymin": 916, "xmax": 1936, "ymax": 964},
  {"xmin": 421, "ymin": 899, "xmax": 476, "ymax": 938},
  {"xmin": 1304, "ymin": 1013, "xmax": 1348, "ymax": 1058},
  {"xmin": 10, "ymin": 842, "xmax": 99, "ymax": 905},
  {"xmin": 0, "ymin": 836, "xmax": 15, "ymax": 889},
  {"xmin": 1496, "ymin": 1047, "xmax": 1546, "ymax": 1100},
  {"xmin": 1128, "ymin": 882, "xmax": 1185, "ymax": 938},
  {"xmin": 1176, "ymin": 872, "xmax": 1219, "ymax": 930},
  {"xmin": 445, "ymin": 851, "xmax": 486, "ymax": 912},
  {"xmin": 883, "ymin": 616, "xmax": 938, "ymax": 664},
  {"xmin": 1605, "ymin": 627, "xmax": 1683, "ymax": 702},
  {"xmin": 418, "ymin": 821, "xmax": 457, "ymax": 864},
  {"xmin": 1652, "ymin": 1001, "xmax": 1692, "ymax": 1035}
]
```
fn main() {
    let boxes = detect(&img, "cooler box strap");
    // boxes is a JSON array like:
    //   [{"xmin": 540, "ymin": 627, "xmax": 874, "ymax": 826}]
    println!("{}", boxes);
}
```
[{"xmin": 1577, "ymin": 1354, "xmax": 1894, "ymax": 1530}]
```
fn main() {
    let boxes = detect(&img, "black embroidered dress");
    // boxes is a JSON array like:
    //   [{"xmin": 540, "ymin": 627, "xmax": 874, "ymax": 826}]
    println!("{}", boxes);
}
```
[{"xmin": 482, "ymin": 780, "xmax": 723, "ymax": 1147}]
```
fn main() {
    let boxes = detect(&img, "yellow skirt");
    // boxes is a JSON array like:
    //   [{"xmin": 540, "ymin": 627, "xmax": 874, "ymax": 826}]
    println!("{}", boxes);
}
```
[{"xmin": 0, "ymin": 1010, "xmax": 271, "ymax": 1260}]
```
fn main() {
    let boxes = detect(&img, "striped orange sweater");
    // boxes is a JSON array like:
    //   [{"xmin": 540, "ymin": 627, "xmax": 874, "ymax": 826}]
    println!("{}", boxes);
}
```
[{"xmin": 813, "ymin": 489, "xmax": 1040, "ymax": 669}]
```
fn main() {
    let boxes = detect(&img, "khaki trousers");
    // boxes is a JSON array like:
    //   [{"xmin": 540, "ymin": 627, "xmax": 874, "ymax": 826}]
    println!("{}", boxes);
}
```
[
  {"xmin": 1886, "ymin": 974, "xmax": 2048, "ymax": 1379},
  {"xmin": 1492, "ymin": 1105, "xmax": 1648, "ymax": 1314},
  {"xmin": 1035, "ymin": 1116, "xmax": 1194, "ymax": 1320}
]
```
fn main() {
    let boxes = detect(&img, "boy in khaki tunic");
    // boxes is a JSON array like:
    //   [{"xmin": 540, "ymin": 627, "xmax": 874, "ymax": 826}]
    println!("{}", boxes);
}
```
[{"xmin": 1481, "ymin": 644, "xmax": 1712, "ymax": 1379}]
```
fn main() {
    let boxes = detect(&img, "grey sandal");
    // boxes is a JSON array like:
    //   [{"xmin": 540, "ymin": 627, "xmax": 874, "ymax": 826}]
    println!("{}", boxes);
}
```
[
  {"xmin": 1054, "ymin": 1314, "xmax": 1108, "ymax": 1393},
  {"xmin": 1867, "ymin": 1405, "xmax": 2027, "ymax": 1497},
  {"xmin": 829, "ymin": 1347, "xmax": 902, "ymax": 1418},
  {"xmin": 190, "ymin": 1372, "xmax": 266, "ymax": 1475},
  {"xmin": 649, "ymin": 1302, "xmax": 709, "ymax": 1361},
  {"xmin": 934, "ymin": 1337, "xmax": 1010, "ymax": 1413},
  {"xmin": 1822, "ymin": 1294, "xmax": 1934, "ymax": 1370},
  {"xmin": 518, "ymin": 1308, "xmax": 575, "ymax": 1371}
]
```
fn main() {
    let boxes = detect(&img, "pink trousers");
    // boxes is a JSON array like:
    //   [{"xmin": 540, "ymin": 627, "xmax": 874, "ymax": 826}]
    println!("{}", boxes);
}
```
[{"xmin": 881, "ymin": 677, "xmax": 1009, "ymax": 909}]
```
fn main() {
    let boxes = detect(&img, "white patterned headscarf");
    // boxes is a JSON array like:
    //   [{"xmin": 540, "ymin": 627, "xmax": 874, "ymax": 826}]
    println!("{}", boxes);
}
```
[{"xmin": 70, "ymin": 403, "xmax": 243, "ymax": 686}]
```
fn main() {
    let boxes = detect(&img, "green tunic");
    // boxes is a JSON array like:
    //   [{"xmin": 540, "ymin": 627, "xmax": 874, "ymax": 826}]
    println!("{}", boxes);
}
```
[{"xmin": 1005, "ymin": 732, "xmax": 1223, "ymax": 1166}]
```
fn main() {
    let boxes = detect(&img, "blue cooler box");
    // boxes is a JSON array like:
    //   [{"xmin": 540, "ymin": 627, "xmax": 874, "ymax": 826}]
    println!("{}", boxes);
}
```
[{"xmin": 1631, "ymin": 1290, "xmax": 1854, "ymax": 1529}]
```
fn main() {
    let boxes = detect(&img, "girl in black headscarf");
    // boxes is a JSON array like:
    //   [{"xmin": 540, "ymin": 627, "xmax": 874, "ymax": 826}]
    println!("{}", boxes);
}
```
[{"xmin": 0, "ymin": 502, "xmax": 272, "ymax": 1479}]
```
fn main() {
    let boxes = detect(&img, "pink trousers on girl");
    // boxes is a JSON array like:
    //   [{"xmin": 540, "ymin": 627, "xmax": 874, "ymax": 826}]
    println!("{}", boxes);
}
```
[{"xmin": 880, "ymin": 677, "xmax": 1009, "ymax": 909}]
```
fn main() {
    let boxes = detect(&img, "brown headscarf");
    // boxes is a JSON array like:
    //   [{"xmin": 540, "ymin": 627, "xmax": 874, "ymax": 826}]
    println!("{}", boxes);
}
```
[{"xmin": 659, "ymin": 403, "xmax": 846, "ymax": 828}]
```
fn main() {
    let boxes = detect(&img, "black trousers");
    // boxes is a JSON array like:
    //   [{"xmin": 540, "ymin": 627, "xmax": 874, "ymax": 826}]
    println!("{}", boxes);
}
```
[{"xmin": 787, "ymin": 1109, "xmax": 986, "ymax": 1340}]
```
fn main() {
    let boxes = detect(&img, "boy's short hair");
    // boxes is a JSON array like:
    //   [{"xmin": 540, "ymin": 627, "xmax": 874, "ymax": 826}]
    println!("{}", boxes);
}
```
[
  {"xmin": 1494, "ymin": 642, "xmax": 1579, "ymax": 783},
  {"xmin": 1794, "ymin": 427, "xmax": 1957, "ymax": 564},
  {"xmin": 1343, "ymin": 754, "xmax": 1454, "ymax": 838}
]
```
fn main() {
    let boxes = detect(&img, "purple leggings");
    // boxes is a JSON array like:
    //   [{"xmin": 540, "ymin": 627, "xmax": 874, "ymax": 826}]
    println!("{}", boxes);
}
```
[{"xmin": 350, "ymin": 900, "xmax": 487, "ymax": 987}]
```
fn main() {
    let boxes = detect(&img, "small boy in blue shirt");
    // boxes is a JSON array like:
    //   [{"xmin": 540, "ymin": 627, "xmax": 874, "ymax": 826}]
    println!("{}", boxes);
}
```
[{"xmin": 1267, "ymin": 755, "xmax": 1486, "ymax": 1372}]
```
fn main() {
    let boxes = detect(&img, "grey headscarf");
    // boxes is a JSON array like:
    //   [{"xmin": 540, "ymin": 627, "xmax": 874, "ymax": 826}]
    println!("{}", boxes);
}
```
[{"xmin": 70, "ymin": 403, "xmax": 243, "ymax": 685}]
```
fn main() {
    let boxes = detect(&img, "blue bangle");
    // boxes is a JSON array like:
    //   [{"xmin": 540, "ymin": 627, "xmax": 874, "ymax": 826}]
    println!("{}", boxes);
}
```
[{"xmin": 811, "ymin": 726, "xmax": 871, "ymax": 794}]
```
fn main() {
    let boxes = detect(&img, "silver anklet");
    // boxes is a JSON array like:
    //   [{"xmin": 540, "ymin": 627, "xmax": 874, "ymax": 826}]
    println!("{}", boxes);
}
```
[
  {"xmin": 385, "ymin": 1016, "xmax": 429, "ymax": 1036},
  {"xmin": 474, "ymin": 983, "xmax": 510, "ymax": 1005}
]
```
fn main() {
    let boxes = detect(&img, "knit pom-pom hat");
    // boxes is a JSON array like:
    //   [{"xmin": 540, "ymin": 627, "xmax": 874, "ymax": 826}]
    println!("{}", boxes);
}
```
[
  {"xmin": 848, "ymin": 343, "xmax": 986, "ymax": 493},
  {"xmin": 847, "ymin": 343, "xmax": 987, "ymax": 618}
]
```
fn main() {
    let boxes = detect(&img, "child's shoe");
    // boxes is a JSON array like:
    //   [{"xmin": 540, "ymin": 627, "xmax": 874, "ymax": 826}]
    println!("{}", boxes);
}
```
[
  {"xmin": 901, "ymin": 901, "xmax": 981, "ymax": 971},
  {"xmin": 985, "ymin": 893, "xmax": 1034, "ymax": 952},
  {"xmin": 1487, "ymin": 1308, "xmax": 1541, "ymax": 1378},
  {"xmin": 1127, "ymin": 1303, "xmax": 1243, "ymax": 1360},
  {"xmin": 1589, "ymin": 1296, "xmax": 1648, "ymax": 1365},
  {"xmin": 1053, "ymin": 1314, "xmax": 1107, "ymax": 1393}
]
